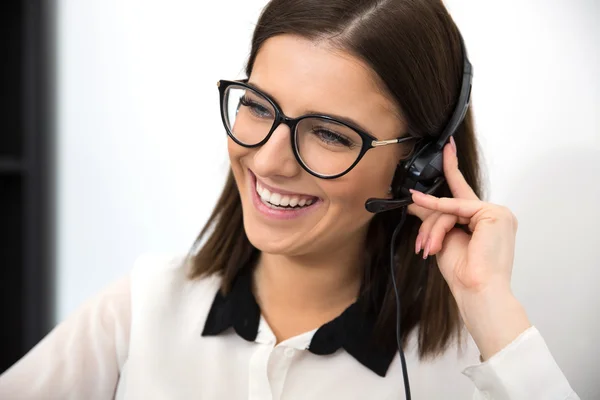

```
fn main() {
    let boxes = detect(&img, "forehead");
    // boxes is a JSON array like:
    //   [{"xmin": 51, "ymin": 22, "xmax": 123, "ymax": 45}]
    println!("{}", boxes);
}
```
[{"xmin": 249, "ymin": 34, "xmax": 403, "ymax": 137}]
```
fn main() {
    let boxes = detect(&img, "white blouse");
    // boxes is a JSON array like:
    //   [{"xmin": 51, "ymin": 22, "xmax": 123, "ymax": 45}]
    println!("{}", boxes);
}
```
[{"xmin": 0, "ymin": 255, "xmax": 578, "ymax": 400}]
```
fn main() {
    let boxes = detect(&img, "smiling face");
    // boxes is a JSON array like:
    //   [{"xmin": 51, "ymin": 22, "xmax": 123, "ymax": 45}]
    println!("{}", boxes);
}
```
[{"xmin": 228, "ymin": 34, "xmax": 407, "ymax": 258}]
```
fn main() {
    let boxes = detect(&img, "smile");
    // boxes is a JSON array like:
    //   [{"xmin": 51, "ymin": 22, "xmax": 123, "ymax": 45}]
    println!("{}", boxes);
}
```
[
  {"xmin": 248, "ymin": 170, "xmax": 321, "ymax": 220},
  {"xmin": 255, "ymin": 179, "xmax": 317, "ymax": 209}
]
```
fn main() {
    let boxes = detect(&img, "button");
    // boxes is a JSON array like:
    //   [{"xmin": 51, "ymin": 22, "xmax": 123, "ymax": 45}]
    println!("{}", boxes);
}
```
[{"xmin": 284, "ymin": 348, "xmax": 296, "ymax": 358}]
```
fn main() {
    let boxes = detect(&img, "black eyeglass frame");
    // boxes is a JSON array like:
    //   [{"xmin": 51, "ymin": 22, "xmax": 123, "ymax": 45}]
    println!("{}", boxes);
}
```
[{"xmin": 218, "ymin": 79, "xmax": 416, "ymax": 179}]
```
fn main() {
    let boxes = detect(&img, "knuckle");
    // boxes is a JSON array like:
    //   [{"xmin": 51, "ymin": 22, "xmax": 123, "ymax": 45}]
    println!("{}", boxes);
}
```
[
  {"xmin": 446, "ymin": 214, "xmax": 459, "ymax": 229},
  {"xmin": 498, "ymin": 205, "xmax": 514, "ymax": 219},
  {"xmin": 420, "ymin": 218, "xmax": 434, "ymax": 232},
  {"xmin": 495, "ymin": 205, "xmax": 518, "ymax": 228}
]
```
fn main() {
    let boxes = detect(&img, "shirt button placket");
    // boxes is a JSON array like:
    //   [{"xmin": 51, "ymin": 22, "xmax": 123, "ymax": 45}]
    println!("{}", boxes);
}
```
[
  {"xmin": 267, "ymin": 346, "xmax": 298, "ymax": 400},
  {"xmin": 248, "ymin": 341, "xmax": 275, "ymax": 400}
]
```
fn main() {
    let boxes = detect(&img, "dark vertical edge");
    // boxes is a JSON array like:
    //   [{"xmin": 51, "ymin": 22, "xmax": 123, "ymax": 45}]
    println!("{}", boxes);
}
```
[{"xmin": 22, "ymin": 0, "xmax": 56, "ymax": 351}]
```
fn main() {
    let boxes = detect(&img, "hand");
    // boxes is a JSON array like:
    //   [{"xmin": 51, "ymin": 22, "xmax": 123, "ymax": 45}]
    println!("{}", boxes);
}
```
[
  {"xmin": 408, "ymin": 137, "xmax": 516, "ymax": 296},
  {"xmin": 407, "ymin": 137, "xmax": 531, "ymax": 359}
]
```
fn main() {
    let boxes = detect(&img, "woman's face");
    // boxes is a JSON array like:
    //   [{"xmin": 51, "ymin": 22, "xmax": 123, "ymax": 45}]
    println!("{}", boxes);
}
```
[{"xmin": 228, "ymin": 34, "xmax": 406, "ymax": 258}]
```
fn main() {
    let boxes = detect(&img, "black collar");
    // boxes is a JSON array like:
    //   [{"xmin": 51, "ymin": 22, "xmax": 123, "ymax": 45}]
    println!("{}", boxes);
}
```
[{"xmin": 201, "ymin": 266, "xmax": 397, "ymax": 377}]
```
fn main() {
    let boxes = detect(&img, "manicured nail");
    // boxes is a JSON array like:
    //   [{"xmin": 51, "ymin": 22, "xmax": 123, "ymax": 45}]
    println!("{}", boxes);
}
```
[
  {"xmin": 423, "ymin": 238, "xmax": 431, "ymax": 259},
  {"xmin": 409, "ymin": 188, "xmax": 423, "ymax": 197},
  {"xmin": 415, "ymin": 235, "xmax": 423, "ymax": 254},
  {"xmin": 450, "ymin": 136, "xmax": 457, "ymax": 154}
]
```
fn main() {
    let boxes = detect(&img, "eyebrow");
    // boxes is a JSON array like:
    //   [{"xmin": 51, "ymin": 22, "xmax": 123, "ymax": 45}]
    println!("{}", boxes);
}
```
[{"xmin": 247, "ymin": 80, "xmax": 374, "ymax": 135}]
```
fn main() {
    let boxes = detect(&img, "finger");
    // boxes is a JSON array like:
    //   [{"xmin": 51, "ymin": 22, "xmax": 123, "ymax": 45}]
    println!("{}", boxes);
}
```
[
  {"xmin": 415, "ymin": 211, "xmax": 443, "ymax": 255},
  {"xmin": 435, "ymin": 228, "xmax": 471, "ymax": 281},
  {"xmin": 443, "ymin": 139, "xmax": 478, "ymax": 200},
  {"xmin": 426, "ymin": 213, "xmax": 459, "ymax": 257},
  {"xmin": 410, "ymin": 189, "xmax": 483, "ymax": 221},
  {"xmin": 407, "ymin": 203, "xmax": 435, "ymax": 221}
]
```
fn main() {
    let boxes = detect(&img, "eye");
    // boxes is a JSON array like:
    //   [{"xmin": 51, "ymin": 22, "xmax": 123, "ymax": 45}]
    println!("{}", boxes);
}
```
[
  {"xmin": 240, "ymin": 96, "xmax": 273, "ymax": 119},
  {"xmin": 311, "ymin": 128, "xmax": 356, "ymax": 148}
]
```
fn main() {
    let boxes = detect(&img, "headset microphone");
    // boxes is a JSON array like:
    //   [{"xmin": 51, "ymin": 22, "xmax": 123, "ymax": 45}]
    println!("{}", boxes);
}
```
[{"xmin": 365, "ymin": 34, "xmax": 473, "ymax": 214}]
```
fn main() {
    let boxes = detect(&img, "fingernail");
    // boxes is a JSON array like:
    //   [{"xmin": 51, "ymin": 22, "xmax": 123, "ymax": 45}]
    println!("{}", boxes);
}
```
[
  {"xmin": 409, "ymin": 188, "xmax": 423, "ymax": 196},
  {"xmin": 450, "ymin": 136, "xmax": 457, "ymax": 154},
  {"xmin": 423, "ymin": 238, "xmax": 431, "ymax": 259},
  {"xmin": 415, "ymin": 235, "xmax": 422, "ymax": 254}
]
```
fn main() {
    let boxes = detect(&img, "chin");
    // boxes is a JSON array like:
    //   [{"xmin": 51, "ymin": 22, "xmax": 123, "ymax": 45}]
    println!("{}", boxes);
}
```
[
  {"xmin": 244, "ymin": 229, "xmax": 302, "ymax": 257},
  {"xmin": 240, "ymin": 206, "xmax": 311, "ymax": 256}
]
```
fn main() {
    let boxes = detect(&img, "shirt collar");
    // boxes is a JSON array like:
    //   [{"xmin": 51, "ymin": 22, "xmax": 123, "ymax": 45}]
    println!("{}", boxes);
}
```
[{"xmin": 201, "ymin": 266, "xmax": 397, "ymax": 377}]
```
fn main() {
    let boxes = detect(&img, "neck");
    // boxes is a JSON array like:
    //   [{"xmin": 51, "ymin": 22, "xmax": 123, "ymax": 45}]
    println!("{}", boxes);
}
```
[{"xmin": 253, "ymin": 233, "xmax": 366, "ymax": 342}]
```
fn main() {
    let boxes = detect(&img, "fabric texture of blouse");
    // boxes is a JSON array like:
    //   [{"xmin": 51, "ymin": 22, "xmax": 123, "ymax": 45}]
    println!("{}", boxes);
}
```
[{"xmin": 0, "ymin": 254, "xmax": 579, "ymax": 399}]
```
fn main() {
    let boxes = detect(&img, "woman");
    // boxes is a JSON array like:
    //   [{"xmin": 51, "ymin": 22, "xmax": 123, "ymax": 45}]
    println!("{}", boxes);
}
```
[{"xmin": 0, "ymin": 0, "xmax": 579, "ymax": 399}]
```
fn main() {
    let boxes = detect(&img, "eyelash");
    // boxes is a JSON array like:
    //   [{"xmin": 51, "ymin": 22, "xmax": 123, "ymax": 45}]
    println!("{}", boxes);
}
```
[{"xmin": 240, "ymin": 96, "xmax": 273, "ymax": 118}]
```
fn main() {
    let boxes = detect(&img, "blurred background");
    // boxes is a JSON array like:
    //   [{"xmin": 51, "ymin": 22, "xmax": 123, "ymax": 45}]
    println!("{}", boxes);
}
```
[{"xmin": 1, "ymin": 0, "xmax": 599, "ymax": 396}]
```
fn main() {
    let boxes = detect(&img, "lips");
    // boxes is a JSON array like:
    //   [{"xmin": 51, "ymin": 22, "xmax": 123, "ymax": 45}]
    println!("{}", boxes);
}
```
[{"xmin": 247, "ymin": 169, "xmax": 321, "ymax": 219}]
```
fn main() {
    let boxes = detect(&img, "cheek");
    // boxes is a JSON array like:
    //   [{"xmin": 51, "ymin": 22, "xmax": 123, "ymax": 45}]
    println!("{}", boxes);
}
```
[
  {"xmin": 323, "ymin": 163, "xmax": 393, "ymax": 215},
  {"xmin": 349, "ymin": 155, "xmax": 397, "ymax": 198},
  {"xmin": 227, "ymin": 140, "xmax": 251, "ymax": 193},
  {"xmin": 320, "ymin": 151, "xmax": 398, "ymax": 230},
  {"xmin": 227, "ymin": 138, "xmax": 243, "ymax": 162},
  {"xmin": 228, "ymin": 139, "xmax": 252, "ymax": 175}
]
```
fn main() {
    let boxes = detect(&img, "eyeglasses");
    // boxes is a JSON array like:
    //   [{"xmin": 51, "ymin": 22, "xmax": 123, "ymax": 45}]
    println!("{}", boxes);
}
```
[{"xmin": 218, "ymin": 79, "xmax": 416, "ymax": 179}]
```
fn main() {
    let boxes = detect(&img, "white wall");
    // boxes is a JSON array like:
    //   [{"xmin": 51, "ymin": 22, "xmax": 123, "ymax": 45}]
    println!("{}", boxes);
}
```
[
  {"xmin": 55, "ymin": 0, "xmax": 266, "ymax": 313},
  {"xmin": 56, "ymin": 0, "xmax": 600, "ymax": 397}
]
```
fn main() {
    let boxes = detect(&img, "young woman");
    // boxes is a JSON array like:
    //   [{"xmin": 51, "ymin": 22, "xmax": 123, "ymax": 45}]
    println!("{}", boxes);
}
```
[{"xmin": 0, "ymin": 0, "xmax": 579, "ymax": 399}]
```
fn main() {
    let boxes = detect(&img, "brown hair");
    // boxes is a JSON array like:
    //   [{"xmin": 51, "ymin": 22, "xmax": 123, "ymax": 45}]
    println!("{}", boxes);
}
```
[{"xmin": 188, "ymin": 0, "xmax": 482, "ymax": 359}]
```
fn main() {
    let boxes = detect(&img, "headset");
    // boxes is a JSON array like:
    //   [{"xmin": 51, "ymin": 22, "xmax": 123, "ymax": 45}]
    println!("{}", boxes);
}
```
[
  {"xmin": 365, "ymin": 34, "xmax": 472, "ymax": 214},
  {"xmin": 364, "ymin": 32, "xmax": 472, "ymax": 400}
]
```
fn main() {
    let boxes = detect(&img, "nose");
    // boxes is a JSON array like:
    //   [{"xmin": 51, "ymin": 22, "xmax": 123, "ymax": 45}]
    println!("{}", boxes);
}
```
[{"xmin": 252, "ymin": 123, "xmax": 301, "ymax": 178}]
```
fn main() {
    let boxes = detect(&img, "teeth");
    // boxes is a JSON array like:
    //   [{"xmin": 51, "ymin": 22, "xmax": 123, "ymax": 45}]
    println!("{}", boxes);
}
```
[
  {"xmin": 270, "ymin": 192, "xmax": 281, "ymax": 205},
  {"xmin": 255, "ymin": 179, "xmax": 315, "ymax": 208},
  {"xmin": 260, "ymin": 188, "xmax": 271, "ymax": 202}
]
